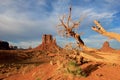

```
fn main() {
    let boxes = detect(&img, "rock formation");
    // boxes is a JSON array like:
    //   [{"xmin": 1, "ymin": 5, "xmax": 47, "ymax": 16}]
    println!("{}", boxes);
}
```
[
  {"xmin": 34, "ymin": 34, "xmax": 60, "ymax": 51},
  {"xmin": 99, "ymin": 41, "xmax": 120, "ymax": 53},
  {"xmin": 0, "ymin": 41, "xmax": 10, "ymax": 50},
  {"xmin": 100, "ymin": 41, "xmax": 115, "ymax": 52},
  {"xmin": 9, "ymin": 45, "xmax": 18, "ymax": 50}
]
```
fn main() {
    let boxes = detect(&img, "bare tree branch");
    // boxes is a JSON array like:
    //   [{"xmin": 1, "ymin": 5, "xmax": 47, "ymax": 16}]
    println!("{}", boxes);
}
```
[
  {"xmin": 60, "ymin": 19, "xmax": 68, "ymax": 29},
  {"xmin": 67, "ymin": 6, "xmax": 72, "ymax": 27},
  {"xmin": 92, "ymin": 20, "xmax": 120, "ymax": 42},
  {"xmin": 71, "ymin": 21, "xmax": 80, "ymax": 29},
  {"xmin": 57, "ymin": 6, "xmax": 96, "ymax": 51}
]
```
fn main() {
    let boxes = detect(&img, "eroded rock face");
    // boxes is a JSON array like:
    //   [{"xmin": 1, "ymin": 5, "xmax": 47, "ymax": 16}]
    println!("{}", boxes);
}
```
[
  {"xmin": 34, "ymin": 34, "xmax": 60, "ymax": 51},
  {"xmin": 0, "ymin": 41, "xmax": 10, "ymax": 50},
  {"xmin": 100, "ymin": 41, "xmax": 114, "ymax": 52}
]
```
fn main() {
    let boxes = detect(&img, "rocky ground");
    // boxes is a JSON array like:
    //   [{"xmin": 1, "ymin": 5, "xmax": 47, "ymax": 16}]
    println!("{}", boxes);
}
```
[{"xmin": 0, "ymin": 49, "xmax": 120, "ymax": 80}]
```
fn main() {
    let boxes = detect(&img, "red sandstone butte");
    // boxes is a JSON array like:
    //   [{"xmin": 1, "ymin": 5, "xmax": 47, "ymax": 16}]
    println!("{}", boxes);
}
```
[
  {"xmin": 100, "ymin": 41, "xmax": 115, "ymax": 52},
  {"xmin": 34, "ymin": 34, "xmax": 60, "ymax": 51}
]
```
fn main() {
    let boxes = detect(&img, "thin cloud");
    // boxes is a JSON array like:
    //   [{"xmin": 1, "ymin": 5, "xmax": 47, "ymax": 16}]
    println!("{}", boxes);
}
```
[
  {"xmin": 0, "ymin": 0, "xmax": 119, "ymax": 48},
  {"xmin": 9, "ymin": 40, "xmax": 41, "ymax": 49}
]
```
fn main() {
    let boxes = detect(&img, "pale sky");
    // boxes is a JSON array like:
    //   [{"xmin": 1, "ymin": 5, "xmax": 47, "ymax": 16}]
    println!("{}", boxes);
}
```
[{"xmin": 0, "ymin": 0, "xmax": 120, "ymax": 49}]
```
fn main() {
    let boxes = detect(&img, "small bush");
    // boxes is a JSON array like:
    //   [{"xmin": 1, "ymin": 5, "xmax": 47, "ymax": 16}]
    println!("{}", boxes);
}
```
[
  {"xmin": 66, "ymin": 61, "xmax": 87, "ymax": 77},
  {"xmin": 36, "ymin": 78, "xmax": 41, "ymax": 80},
  {"xmin": 68, "ymin": 61, "xmax": 77, "ymax": 67}
]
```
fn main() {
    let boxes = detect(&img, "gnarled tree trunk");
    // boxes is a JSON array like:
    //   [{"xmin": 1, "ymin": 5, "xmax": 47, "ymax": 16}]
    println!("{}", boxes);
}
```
[
  {"xmin": 92, "ymin": 20, "xmax": 120, "ymax": 42},
  {"xmin": 57, "ymin": 7, "xmax": 95, "ymax": 51}
]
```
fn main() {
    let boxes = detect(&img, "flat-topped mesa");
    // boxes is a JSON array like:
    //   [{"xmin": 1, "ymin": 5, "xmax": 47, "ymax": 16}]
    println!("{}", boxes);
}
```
[{"xmin": 34, "ymin": 34, "xmax": 60, "ymax": 51}]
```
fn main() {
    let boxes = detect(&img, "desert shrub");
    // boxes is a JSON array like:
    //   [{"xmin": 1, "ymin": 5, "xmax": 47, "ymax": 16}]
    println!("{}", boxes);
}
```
[
  {"xmin": 36, "ymin": 78, "xmax": 41, "ymax": 80},
  {"xmin": 68, "ymin": 60, "xmax": 77, "ymax": 67},
  {"xmin": 66, "ymin": 61, "xmax": 87, "ymax": 77}
]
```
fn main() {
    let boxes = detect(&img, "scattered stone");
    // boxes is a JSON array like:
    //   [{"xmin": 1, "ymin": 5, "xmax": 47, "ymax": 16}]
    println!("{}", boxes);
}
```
[
  {"xmin": 50, "ymin": 61, "xmax": 53, "ymax": 65},
  {"xmin": 47, "ymin": 53, "xmax": 56, "ymax": 57},
  {"xmin": 96, "ymin": 74, "xmax": 103, "ymax": 77},
  {"xmin": 56, "ymin": 60, "xmax": 61, "ymax": 66}
]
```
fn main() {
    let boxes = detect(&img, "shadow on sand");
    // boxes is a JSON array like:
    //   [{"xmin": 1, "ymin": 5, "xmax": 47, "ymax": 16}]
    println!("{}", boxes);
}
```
[{"xmin": 83, "ymin": 63, "xmax": 101, "ymax": 76}]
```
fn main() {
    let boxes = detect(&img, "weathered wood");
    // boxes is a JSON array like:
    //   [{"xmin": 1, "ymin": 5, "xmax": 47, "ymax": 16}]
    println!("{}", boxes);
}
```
[
  {"xmin": 81, "ymin": 51, "xmax": 120, "ymax": 65},
  {"xmin": 92, "ymin": 20, "xmax": 120, "ymax": 42},
  {"xmin": 57, "ymin": 7, "xmax": 95, "ymax": 51}
]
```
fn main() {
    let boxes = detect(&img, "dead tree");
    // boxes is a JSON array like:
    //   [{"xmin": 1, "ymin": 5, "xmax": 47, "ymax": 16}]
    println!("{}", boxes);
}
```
[
  {"xmin": 92, "ymin": 20, "xmax": 120, "ymax": 42},
  {"xmin": 57, "ymin": 7, "xmax": 95, "ymax": 51}
]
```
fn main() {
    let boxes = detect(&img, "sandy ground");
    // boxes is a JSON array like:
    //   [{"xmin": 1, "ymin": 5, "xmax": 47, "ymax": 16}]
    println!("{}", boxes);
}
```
[
  {"xmin": 0, "ymin": 50, "xmax": 120, "ymax": 80},
  {"xmin": 4, "ymin": 62, "xmax": 120, "ymax": 80}
]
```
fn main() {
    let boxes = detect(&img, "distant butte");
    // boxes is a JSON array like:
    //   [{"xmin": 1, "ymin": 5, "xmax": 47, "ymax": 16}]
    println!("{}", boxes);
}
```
[
  {"xmin": 0, "ymin": 40, "xmax": 10, "ymax": 50},
  {"xmin": 34, "ymin": 34, "xmax": 61, "ymax": 51},
  {"xmin": 100, "ymin": 41, "xmax": 114, "ymax": 52},
  {"xmin": 100, "ymin": 41, "xmax": 120, "ymax": 53}
]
